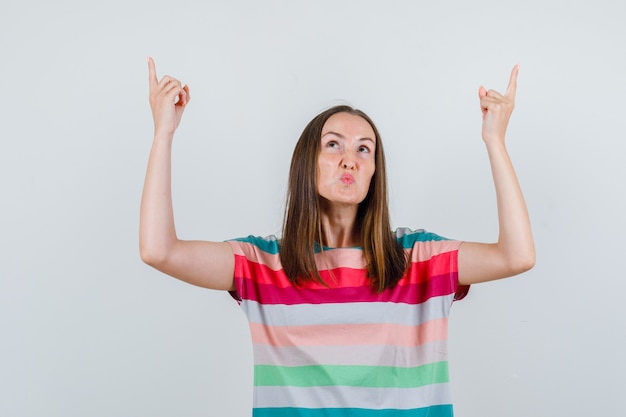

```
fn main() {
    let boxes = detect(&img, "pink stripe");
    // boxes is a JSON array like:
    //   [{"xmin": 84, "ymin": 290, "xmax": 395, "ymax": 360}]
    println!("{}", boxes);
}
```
[
  {"xmin": 405, "ymin": 251, "xmax": 459, "ymax": 285},
  {"xmin": 235, "ymin": 273, "xmax": 457, "ymax": 305},
  {"xmin": 229, "ymin": 242, "xmax": 367, "ymax": 271},
  {"xmin": 230, "ymin": 239, "xmax": 460, "ymax": 278},
  {"xmin": 409, "ymin": 239, "xmax": 461, "ymax": 263},
  {"xmin": 233, "ymin": 250, "xmax": 458, "ymax": 291},
  {"xmin": 250, "ymin": 318, "xmax": 449, "ymax": 347},
  {"xmin": 233, "ymin": 254, "xmax": 371, "ymax": 290},
  {"xmin": 418, "ymin": 250, "xmax": 459, "ymax": 277}
]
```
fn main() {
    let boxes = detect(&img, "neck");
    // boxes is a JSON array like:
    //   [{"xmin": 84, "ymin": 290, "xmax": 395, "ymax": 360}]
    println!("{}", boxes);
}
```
[{"xmin": 319, "ymin": 200, "xmax": 360, "ymax": 248}]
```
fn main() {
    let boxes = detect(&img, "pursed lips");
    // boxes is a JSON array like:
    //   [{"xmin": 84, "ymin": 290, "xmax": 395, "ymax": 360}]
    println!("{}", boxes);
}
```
[{"xmin": 340, "ymin": 173, "xmax": 355, "ymax": 185}]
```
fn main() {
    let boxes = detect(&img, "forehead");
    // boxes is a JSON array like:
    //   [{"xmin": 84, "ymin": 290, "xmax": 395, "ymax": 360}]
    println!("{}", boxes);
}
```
[{"xmin": 321, "ymin": 112, "xmax": 376, "ymax": 140}]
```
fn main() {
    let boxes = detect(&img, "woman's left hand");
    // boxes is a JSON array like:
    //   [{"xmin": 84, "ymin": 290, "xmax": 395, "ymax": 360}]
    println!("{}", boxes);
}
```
[
  {"xmin": 478, "ymin": 65, "xmax": 519, "ymax": 145},
  {"xmin": 458, "ymin": 64, "xmax": 535, "ymax": 286}
]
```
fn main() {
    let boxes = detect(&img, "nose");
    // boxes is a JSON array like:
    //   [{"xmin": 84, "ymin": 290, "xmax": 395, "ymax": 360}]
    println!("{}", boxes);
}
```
[
  {"xmin": 341, "ymin": 154, "xmax": 355, "ymax": 170},
  {"xmin": 341, "ymin": 149, "xmax": 356, "ymax": 170}
]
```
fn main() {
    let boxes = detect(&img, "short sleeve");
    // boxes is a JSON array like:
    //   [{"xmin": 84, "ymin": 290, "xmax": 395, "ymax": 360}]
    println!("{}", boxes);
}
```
[
  {"xmin": 225, "ymin": 235, "xmax": 281, "ymax": 304},
  {"xmin": 395, "ymin": 227, "xmax": 468, "ymax": 302}
]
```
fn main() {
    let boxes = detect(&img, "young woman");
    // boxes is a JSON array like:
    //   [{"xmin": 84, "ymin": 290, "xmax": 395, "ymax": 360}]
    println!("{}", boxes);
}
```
[{"xmin": 140, "ymin": 57, "xmax": 535, "ymax": 417}]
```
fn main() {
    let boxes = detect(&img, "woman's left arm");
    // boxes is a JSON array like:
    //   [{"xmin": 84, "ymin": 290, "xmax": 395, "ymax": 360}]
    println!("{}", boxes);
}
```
[{"xmin": 458, "ymin": 65, "xmax": 536, "ymax": 285}]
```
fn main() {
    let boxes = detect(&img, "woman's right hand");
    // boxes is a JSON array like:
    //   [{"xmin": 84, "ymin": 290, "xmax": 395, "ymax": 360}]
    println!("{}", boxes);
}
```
[
  {"xmin": 148, "ymin": 56, "xmax": 190, "ymax": 136},
  {"xmin": 141, "ymin": 57, "xmax": 235, "ymax": 291}
]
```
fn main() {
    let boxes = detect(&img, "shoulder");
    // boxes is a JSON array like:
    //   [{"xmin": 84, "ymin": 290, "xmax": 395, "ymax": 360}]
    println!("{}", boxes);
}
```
[
  {"xmin": 394, "ymin": 227, "xmax": 461, "ymax": 255},
  {"xmin": 227, "ymin": 234, "xmax": 281, "ymax": 260},
  {"xmin": 396, "ymin": 228, "xmax": 467, "ymax": 298},
  {"xmin": 394, "ymin": 227, "xmax": 452, "ymax": 246}
]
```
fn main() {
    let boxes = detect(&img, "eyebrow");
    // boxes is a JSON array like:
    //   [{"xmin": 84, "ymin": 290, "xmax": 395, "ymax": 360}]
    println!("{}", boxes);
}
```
[{"xmin": 321, "ymin": 131, "xmax": 376, "ymax": 144}]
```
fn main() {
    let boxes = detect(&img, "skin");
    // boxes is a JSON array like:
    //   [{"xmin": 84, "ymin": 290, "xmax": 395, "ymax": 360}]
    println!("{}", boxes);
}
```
[
  {"xmin": 140, "ymin": 57, "xmax": 235, "ymax": 291},
  {"xmin": 140, "ymin": 58, "xmax": 534, "ymax": 291},
  {"xmin": 457, "ymin": 65, "xmax": 536, "ymax": 284},
  {"xmin": 317, "ymin": 112, "xmax": 377, "ymax": 248}
]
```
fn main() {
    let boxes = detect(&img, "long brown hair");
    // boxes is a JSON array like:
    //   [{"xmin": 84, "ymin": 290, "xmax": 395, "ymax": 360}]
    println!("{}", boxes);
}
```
[{"xmin": 280, "ymin": 105, "xmax": 407, "ymax": 292}]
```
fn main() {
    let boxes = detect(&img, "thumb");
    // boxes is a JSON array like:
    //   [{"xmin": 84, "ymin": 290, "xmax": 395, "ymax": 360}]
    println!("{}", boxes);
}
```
[{"xmin": 478, "ymin": 86, "xmax": 488, "ymax": 119}]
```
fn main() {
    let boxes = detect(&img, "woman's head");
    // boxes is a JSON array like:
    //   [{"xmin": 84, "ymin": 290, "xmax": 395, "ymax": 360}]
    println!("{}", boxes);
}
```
[
  {"xmin": 281, "ymin": 105, "xmax": 406, "ymax": 292},
  {"xmin": 287, "ymin": 105, "xmax": 388, "ymax": 219}
]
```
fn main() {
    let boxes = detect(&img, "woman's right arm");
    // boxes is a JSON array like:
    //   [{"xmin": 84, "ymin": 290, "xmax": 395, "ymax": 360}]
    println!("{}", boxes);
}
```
[{"xmin": 139, "ymin": 57, "xmax": 234, "ymax": 291}]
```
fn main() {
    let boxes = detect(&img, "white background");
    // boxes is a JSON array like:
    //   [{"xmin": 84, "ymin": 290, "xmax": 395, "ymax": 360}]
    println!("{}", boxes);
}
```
[{"xmin": 1, "ymin": 1, "xmax": 624, "ymax": 416}]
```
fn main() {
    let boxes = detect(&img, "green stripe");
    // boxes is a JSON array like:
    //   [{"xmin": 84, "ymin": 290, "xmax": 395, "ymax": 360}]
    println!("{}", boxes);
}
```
[{"xmin": 254, "ymin": 362, "xmax": 449, "ymax": 388}]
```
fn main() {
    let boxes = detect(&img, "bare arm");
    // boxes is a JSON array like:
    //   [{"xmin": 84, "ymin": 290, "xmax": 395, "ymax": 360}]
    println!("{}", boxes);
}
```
[
  {"xmin": 139, "ymin": 57, "xmax": 234, "ymax": 291},
  {"xmin": 458, "ymin": 65, "xmax": 535, "ymax": 285}
]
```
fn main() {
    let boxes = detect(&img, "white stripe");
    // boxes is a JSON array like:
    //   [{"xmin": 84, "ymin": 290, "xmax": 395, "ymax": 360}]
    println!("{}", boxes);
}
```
[
  {"xmin": 253, "ymin": 383, "xmax": 453, "ymax": 410},
  {"xmin": 240, "ymin": 295, "xmax": 454, "ymax": 327}
]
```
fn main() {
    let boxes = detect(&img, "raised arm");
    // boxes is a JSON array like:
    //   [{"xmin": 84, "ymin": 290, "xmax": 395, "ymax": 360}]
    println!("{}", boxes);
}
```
[
  {"xmin": 458, "ymin": 65, "xmax": 535, "ymax": 285},
  {"xmin": 139, "ymin": 57, "xmax": 234, "ymax": 291}
]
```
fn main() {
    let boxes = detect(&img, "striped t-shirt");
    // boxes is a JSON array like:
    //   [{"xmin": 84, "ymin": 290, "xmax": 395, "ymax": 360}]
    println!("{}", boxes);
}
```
[{"xmin": 228, "ymin": 228, "xmax": 462, "ymax": 417}]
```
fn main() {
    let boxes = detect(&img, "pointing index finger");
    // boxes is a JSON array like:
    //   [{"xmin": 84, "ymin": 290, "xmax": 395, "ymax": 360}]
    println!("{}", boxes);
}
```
[
  {"xmin": 147, "ymin": 56, "xmax": 158, "ymax": 87},
  {"xmin": 505, "ymin": 64, "xmax": 520, "ymax": 98}
]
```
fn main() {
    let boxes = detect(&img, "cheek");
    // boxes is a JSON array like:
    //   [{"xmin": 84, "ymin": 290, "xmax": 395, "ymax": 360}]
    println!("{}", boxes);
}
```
[
  {"xmin": 365, "ymin": 173, "xmax": 375, "ymax": 190},
  {"xmin": 365, "ymin": 161, "xmax": 376, "ymax": 181},
  {"xmin": 317, "ymin": 157, "xmax": 333, "ymax": 179},
  {"xmin": 365, "ymin": 170, "xmax": 376, "ymax": 192}
]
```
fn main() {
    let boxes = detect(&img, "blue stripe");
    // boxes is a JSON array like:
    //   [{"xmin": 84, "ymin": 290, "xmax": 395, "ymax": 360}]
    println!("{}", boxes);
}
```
[
  {"xmin": 395, "ymin": 228, "xmax": 450, "ymax": 249},
  {"xmin": 229, "ymin": 235, "xmax": 281, "ymax": 254},
  {"xmin": 253, "ymin": 405, "xmax": 453, "ymax": 417},
  {"xmin": 230, "ymin": 229, "xmax": 452, "ymax": 254}
]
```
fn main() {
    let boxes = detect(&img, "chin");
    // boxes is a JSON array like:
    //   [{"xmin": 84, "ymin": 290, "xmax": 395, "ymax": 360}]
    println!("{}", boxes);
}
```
[{"xmin": 323, "ymin": 195, "xmax": 367, "ymax": 208}]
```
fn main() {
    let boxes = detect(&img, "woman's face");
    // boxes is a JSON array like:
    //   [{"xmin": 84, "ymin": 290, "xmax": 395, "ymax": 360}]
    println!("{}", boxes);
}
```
[{"xmin": 316, "ymin": 112, "xmax": 376, "ymax": 207}]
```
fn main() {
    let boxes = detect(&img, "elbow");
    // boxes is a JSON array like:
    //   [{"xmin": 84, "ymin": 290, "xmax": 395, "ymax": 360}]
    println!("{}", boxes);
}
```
[
  {"xmin": 511, "ymin": 248, "xmax": 536, "ymax": 275},
  {"xmin": 139, "ymin": 242, "xmax": 170, "ymax": 269},
  {"xmin": 140, "ymin": 246, "xmax": 159, "ymax": 267}
]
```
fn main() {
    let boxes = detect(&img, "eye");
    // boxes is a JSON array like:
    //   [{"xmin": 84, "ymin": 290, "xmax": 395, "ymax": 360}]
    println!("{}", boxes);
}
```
[
  {"xmin": 358, "ymin": 145, "xmax": 371, "ymax": 153},
  {"xmin": 326, "ymin": 140, "xmax": 339, "ymax": 149}
]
